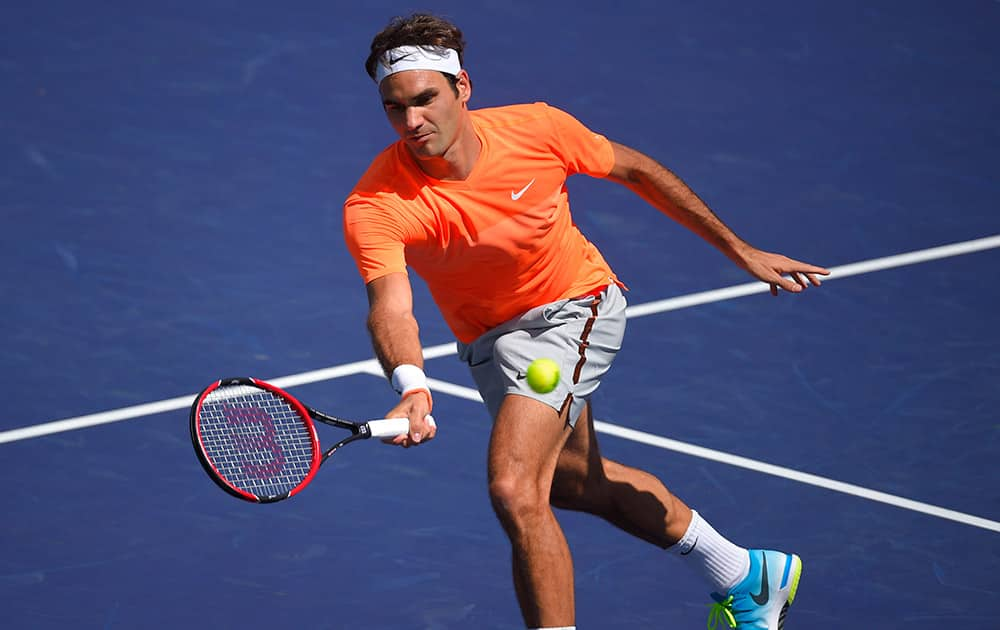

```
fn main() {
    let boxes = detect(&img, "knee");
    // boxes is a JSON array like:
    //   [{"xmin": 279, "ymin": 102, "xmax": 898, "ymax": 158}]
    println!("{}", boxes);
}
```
[{"xmin": 488, "ymin": 475, "xmax": 549, "ymax": 531}]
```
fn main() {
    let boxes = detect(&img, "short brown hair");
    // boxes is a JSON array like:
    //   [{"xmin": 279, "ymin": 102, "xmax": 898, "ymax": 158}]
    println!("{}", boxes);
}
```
[{"xmin": 365, "ymin": 13, "xmax": 466, "ymax": 82}]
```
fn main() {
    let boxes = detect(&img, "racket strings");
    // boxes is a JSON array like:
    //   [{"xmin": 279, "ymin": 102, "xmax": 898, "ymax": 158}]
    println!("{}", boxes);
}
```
[{"xmin": 198, "ymin": 385, "xmax": 316, "ymax": 497}]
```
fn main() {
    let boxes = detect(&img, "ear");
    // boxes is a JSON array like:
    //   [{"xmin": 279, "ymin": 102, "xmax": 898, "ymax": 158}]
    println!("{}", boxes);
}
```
[{"xmin": 455, "ymin": 69, "xmax": 472, "ymax": 105}]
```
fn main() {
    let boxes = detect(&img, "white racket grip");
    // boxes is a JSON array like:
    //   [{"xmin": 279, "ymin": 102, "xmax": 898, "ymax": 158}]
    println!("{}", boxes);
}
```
[
  {"xmin": 367, "ymin": 417, "xmax": 410, "ymax": 439},
  {"xmin": 367, "ymin": 415, "xmax": 436, "ymax": 439}
]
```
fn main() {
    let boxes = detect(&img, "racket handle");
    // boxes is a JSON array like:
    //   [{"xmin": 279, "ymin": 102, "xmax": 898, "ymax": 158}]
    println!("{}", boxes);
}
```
[{"xmin": 367, "ymin": 417, "xmax": 410, "ymax": 439}]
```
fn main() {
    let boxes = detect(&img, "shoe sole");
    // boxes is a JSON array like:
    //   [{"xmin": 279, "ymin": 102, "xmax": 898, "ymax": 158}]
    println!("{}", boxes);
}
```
[
  {"xmin": 786, "ymin": 554, "xmax": 802, "ymax": 605},
  {"xmin": 778, "ymin": 554, "xmax": 803, "ymax": 630}
]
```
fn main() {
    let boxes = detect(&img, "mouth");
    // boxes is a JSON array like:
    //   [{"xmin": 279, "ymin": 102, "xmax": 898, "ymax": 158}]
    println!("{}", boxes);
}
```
[{"xmin": 406, "ymin": 132, "xmax": 432, "ymax": 145}]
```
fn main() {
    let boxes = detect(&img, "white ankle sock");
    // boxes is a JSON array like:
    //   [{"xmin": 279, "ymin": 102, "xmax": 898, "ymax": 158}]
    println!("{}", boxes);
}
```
[{"xmin": 671, "ymin": 510, "xmax": 750, "ymax": 593}]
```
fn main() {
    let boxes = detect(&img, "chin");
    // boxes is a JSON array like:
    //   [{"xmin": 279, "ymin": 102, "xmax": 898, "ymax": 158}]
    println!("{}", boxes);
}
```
[{"xmin": 411, "ymin": 143, "xmax": 443, "ymax": 159}]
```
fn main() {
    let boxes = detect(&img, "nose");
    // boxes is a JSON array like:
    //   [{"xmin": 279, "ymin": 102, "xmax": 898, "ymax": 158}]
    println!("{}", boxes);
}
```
[{"xmin": 404, "ymin": 107, "xmax": 423, "ymax": 132}]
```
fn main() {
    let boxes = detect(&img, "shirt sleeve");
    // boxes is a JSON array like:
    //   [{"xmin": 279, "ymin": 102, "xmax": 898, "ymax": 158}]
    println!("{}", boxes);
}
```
[
  {"xmin": 543, "ymin": 104, "xmax": 616, "ymax": 178},
  {"xmin": 343, "ymin": 197, "xmax": 409, "ymax": 284}
]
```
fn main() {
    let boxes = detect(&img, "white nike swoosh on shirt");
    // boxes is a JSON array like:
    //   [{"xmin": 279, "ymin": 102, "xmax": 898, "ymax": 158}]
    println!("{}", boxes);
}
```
[{"xmin": 511, "ymin": 178, "xmax": 536, "ymax": 201}]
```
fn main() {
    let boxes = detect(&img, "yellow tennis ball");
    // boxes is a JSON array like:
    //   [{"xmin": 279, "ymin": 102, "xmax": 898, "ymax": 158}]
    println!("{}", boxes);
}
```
[{"xmin": 526, "ymin": 358, "xmax": 560, "ymax": 394}]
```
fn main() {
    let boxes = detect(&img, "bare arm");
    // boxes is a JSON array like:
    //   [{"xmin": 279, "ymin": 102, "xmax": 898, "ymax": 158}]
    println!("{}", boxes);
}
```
[
  {"xmin": 606, "ymin": 141, "xmax": 830, "ymax": 294},
  {"xmin": 366, "ymin": 272, "xmax": 435, "ymax": 446},
  {"xmin": 367, "ymin": 272, "xmax": 424, "ymax": 375}
]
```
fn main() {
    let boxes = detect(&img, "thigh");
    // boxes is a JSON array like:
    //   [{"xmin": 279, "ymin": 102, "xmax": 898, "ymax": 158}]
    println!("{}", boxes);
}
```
[
  {"xmin": 488, "ymin": 394, "xmax": 573, "ymax": 490},
  {"xmin": 552, "ymin": 401, "xmax": 606, "ymax": 504}
]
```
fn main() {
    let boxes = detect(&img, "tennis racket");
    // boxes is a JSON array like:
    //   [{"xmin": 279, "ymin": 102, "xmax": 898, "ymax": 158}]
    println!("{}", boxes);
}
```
[{"xmin": 189, "ymin": 376, "xmax": 415, "ymax": 503}]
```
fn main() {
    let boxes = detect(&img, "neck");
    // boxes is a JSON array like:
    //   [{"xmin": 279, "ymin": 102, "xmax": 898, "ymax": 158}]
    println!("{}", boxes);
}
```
[{"xmin": 412, "ymin": 114, "xmax": 481, "ymax": 181}]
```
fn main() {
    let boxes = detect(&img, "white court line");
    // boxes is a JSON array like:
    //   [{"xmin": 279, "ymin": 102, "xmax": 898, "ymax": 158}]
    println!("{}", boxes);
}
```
[
  {"xmin": 2, "ymin": 235, "xmax": 998, "ymax": 532},
  {"xmin": 1, "ymin": 233, "xmax": 997, "ymax": 445},
  {"xmin": 420, "ymin": 379, "xmax": 1000, "ymax": 534},
  {"xmin": 624, "ymin": 233, "xmax": 1000, "ymax": 318},
  {"xmin": 593, "ymin": 423, "xmax": 1000, "ymax": 534}
]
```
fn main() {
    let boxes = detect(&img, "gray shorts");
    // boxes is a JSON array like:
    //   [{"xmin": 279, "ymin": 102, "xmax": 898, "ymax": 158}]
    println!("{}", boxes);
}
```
[{"xmin": 456, "ymin": 284, "xmax": 627, "ymax": 426}]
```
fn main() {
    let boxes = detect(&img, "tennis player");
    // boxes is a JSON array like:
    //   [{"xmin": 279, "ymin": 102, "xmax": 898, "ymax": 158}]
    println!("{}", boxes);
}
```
[{"xmin": 344, "ymin": 13, "xmax": 829, "ymax": 630}]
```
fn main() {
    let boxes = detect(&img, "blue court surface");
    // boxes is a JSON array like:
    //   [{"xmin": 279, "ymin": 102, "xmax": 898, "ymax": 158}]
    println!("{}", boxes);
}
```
[{"xmin": 3, "ymin": 2, "xmax": 998, "ymax": 628}]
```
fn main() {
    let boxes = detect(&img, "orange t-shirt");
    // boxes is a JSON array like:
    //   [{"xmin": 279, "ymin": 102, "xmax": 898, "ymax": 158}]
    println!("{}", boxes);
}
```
[{"xmin": 343, "ymin": 102, "xmax": 622, "ymax": 343}]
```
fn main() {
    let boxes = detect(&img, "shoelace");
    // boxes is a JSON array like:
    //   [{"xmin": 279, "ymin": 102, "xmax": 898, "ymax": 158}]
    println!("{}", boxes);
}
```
[{"xmin": 707, "ymin": 595, "xmax": 737, "ymax": 629}]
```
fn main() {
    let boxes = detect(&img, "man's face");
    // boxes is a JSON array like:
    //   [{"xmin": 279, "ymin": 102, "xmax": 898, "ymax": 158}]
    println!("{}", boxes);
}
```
[{"xmin": 378, "ymin": 69, "xmax": 470, "ymax": 160}]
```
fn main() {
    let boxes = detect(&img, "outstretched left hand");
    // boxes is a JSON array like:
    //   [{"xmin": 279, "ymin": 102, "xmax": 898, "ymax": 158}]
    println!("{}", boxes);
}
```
[{"xmin": 736, "ymin": 248, "xmax": 831, "ymax": 296}]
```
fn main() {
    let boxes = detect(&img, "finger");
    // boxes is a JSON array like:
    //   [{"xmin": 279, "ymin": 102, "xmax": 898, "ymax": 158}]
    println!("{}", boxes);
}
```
[
  {"xmin": 410, "ymin": 416, "xmax": 427, "ymax": 444},
  {"xmin": 789, "ymin": 271, "xmax": 807, "ymax": 289},
  {"xmin": 777, "ymin": 275, "xmax": 803, "ymax": 293},
  {"xmin": 770, "ymin": 282, "xmax": 778, "ymax": 296},
  {"xmin": 790, "ymin": 266, "xmax": 830, "ymax": 279},
  {"xmin": 806, "ymin": 272, "xmax": 824, "ymax": 287},
  {"xmin": 783, "ymin": 260, "xmax": 831, "ymax": 276},
  {"xmin": 413, "ymin": 415, "xmax": 438, "ymax": 442},
  {"xmin": 411, "ymin": 420, "xmax": 425, "ymax": 443}
]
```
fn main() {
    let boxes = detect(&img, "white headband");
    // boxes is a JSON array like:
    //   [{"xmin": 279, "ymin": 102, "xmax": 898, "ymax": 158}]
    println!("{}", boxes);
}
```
[{"xmin": 374, "ymin": 45, "xmax": 461, "ymax": 84}]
